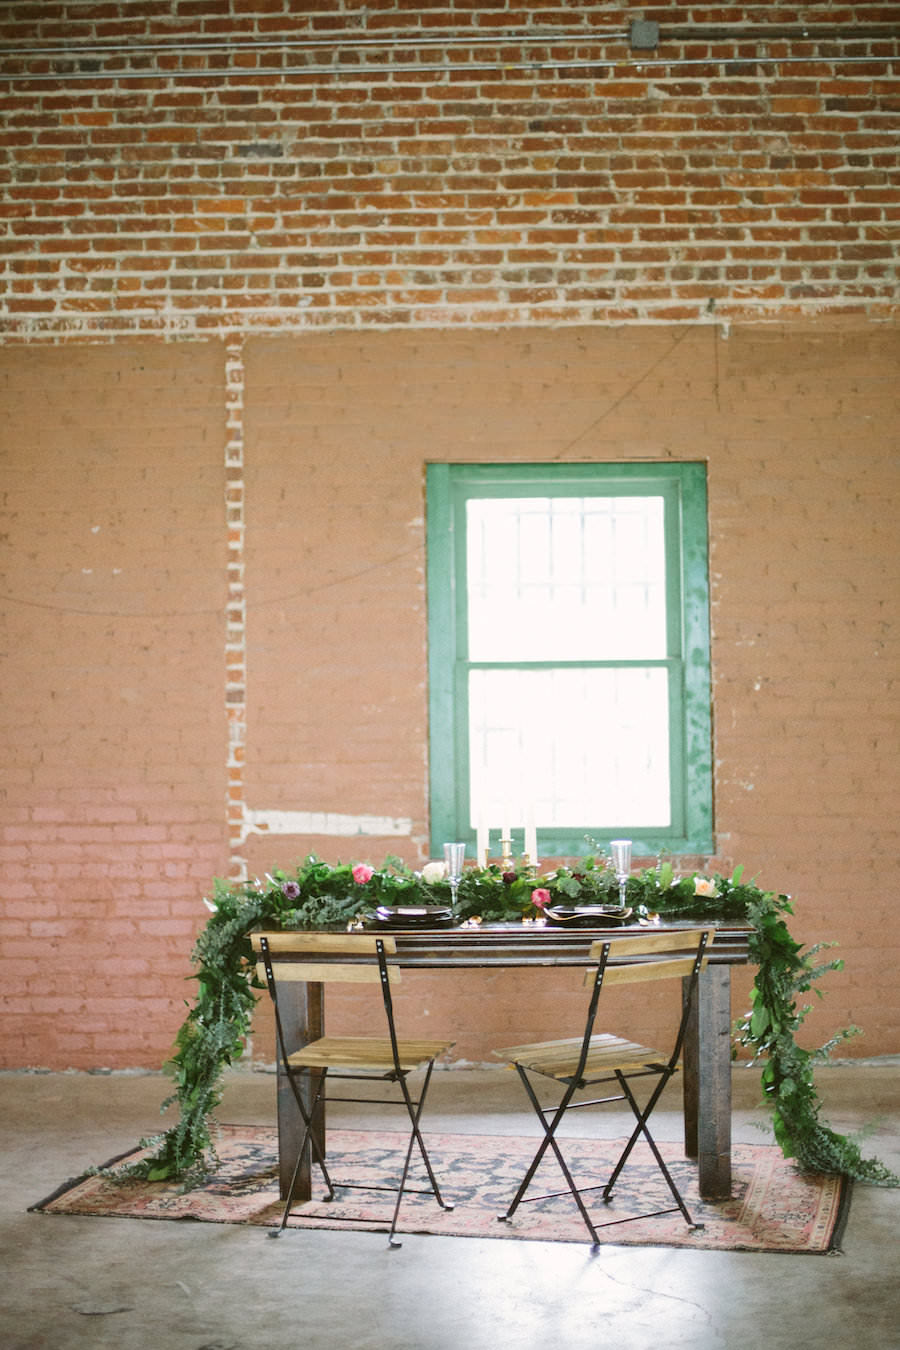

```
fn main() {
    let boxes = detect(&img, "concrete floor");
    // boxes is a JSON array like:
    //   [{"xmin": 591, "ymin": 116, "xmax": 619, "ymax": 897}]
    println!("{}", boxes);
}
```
[{"xmin": 2, "ymin": 1062, "xmax": 899, "ymax": 1350}]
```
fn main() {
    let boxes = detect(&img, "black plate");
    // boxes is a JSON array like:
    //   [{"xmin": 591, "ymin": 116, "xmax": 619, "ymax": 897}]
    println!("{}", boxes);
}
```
[
  {"xmin": 367, "ymin": 905, "xmax": 457, "ymax": 930},
  {"xmin": 544, "ymin": 905, "xmax": 633, "ymax": 928}
]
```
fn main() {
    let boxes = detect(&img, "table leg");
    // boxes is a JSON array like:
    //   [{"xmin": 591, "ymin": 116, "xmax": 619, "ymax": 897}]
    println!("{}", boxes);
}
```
[
  {"xmin": 682, "ymin": 964, "xmax": 733, "ymax": 1199},
  {"xmin": 275, "ymin": 979, "xmax": 324, "ymax": 1201}
]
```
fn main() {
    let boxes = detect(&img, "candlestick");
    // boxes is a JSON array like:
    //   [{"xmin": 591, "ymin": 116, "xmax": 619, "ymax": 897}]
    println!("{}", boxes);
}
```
[
  {"xmin": 476, "ymin": 816, "xmax": 489, "ymax": 869},
  {"xmin": 524, "ymin": 809, "xmax": 537, "ymax": 865}
]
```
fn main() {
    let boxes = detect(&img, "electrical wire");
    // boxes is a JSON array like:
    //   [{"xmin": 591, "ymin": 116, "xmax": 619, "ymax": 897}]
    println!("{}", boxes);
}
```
[
  {"xmin": 1, "ymin": 23, "xmax": 897, "ymax": 56},
  {"xmin": 0, "ymin": 24, "xmax": 897, "ymax": 82}
]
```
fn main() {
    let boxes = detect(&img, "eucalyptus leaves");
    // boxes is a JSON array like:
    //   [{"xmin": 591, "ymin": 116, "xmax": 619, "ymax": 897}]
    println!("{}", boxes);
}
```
[{"xmin": 135, "ymin": 853, "xmax": 897, "ymax": 1187}]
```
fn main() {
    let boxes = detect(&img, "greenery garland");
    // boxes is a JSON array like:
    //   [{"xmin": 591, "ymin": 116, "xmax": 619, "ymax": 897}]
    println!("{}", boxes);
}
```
[{"xmin": 131, "ymin": 852, "xmax": 898, "ymax": 1188}]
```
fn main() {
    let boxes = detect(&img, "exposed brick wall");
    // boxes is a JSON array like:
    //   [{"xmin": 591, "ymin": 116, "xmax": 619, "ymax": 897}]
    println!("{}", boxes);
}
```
[
  {"xmin": 1, "ymin": 1, "xmax": 898, "ymax": 339},
  {"xmin": 0, "ymin": 2, "xmax": 898, "ymax": 1070},
  {"xmin": 1, "ymin": 342, "xmax": 229, "ymax": 1067},
  {"xmin": 238, "ymin": 324, "xmax": 900, "ymax": 1064},
  {"xmin": 2, "ymin": 335, "xmax": 898, "ymax": 1067}
]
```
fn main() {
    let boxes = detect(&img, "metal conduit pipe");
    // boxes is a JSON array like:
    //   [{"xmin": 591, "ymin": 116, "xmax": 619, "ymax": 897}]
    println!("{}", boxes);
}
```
[
  {"xmin": 0, "ymin": 33, "xmax": 630, "ymax": 56},
  {"xmin": 1, "ymin": 24, "xmax": 899, "ymax": 57},
  {"xmin": 0, "ymin": 22, "xmax": 897, "ymax": 83}
]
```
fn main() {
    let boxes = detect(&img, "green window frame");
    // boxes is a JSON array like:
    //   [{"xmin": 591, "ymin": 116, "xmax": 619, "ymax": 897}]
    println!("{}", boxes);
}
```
[{"xmin": 426, "ymin": 462, "xmax": 713, "ymax": 858}]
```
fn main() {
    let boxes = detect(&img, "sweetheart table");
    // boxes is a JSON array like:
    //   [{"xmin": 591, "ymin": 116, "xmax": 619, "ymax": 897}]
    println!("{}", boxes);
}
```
[{"xmin": 253, "ymin": 920, "xmax": 752, "ymax": 1202}]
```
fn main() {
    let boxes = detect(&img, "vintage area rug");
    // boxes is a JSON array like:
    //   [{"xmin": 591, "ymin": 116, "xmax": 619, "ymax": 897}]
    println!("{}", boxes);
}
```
[{"xmin": 31, "ymin": 1125, "xmax": 850, "ymax": 1254}]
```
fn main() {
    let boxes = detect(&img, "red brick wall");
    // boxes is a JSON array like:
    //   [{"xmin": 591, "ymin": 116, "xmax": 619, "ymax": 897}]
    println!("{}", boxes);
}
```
[
  {"xmin": 238, "ymin": 324, "xmax": 899, "ymax": 1063},
  {"xmin": 2, "ymin": 342, "xmax": 229, "ymax": 1066},
  {"xmin": 1, "ymin": 1, "xmax": 898, "ymax": 336},
  {"xmin": 1, "ymin": 2, "xmax": 898, "ymax": 1069}
]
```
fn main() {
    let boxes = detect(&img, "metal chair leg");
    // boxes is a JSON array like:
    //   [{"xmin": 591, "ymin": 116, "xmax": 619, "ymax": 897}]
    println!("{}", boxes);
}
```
[
  {"xmin": 604, "ymin": 1070, "xmax": 697, "ymax": 1227},
  {"xmin": 387, "ymin": 1061, "xmax": 453, "ymax": 1248},
  {"xmin": 602, "ymin": 1069, "xmax": 670, "ymax": 1197},
  {"xmin": 273, "ymin": 1071, "xmax": 335, "ymax": 1235},
  {"xmin": 498, "ymin": 1067, "xmax": 601, "ymax": 1245},
  {"xmin": 399, "ymin": 1064, "xmax": 454, "ymax": 1209}
]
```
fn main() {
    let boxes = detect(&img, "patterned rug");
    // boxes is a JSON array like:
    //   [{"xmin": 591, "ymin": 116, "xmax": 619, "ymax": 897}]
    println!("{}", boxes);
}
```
[{"xmin": 31, "ymin": 1125, "xmax": 850, "ymax": 1253}]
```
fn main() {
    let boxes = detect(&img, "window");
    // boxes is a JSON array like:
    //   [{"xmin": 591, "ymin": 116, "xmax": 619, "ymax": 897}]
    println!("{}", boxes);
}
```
[{"xmin": 426, "ymin": 463, "xmax": 713, "ymax": 858}]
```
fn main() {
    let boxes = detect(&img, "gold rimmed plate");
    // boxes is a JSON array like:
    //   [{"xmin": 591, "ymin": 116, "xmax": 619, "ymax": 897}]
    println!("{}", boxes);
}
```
[
  {"xmin": 366, "ymin": 905, "xmax": 458, "ymax": 930},
  {"xmin": 544, "ymin": 905, "xmax": 633, "ymax": 928}
]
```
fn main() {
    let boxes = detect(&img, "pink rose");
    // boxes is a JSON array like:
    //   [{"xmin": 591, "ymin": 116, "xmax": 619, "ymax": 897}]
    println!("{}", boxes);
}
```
[
  {"xmin": 352, "ymin": 863, "xmax": 374, "ymax": 885},
  {"xmin": 532, "ymin": 887, "xmax": 551, "ymax": 909}
]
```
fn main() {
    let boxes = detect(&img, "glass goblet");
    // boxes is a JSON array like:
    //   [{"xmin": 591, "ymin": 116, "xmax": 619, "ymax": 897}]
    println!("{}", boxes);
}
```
[
  {"xmin": 610, "ymin": 839, "xmax": 632, "ymax": 909},
  {"xmin": 443, "ymin": 842, "xmax": 466, "ymax": 908}
]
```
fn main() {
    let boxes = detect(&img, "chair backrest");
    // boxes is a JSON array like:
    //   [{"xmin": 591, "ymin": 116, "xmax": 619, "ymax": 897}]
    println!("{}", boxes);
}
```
[
  {"xmin": 251, "ymin": 931, "xmax": 401, "ymax": 988},
  {"xmin": 572, "ymin": 927, "xmax": 716, "ymax": 1082},
  {"xmin": 584, "ymin": 927, "xmax": 716, "ymax": 989},
  {"xmin": 251, "ymin": 931, "xmax": 404, "ymax": 1073}
]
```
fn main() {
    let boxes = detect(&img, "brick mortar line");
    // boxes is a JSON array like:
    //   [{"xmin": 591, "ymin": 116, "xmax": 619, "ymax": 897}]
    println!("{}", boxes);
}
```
[{"xmin": 1, "ymin": 296, "xmax": 898, "ymax": 341}]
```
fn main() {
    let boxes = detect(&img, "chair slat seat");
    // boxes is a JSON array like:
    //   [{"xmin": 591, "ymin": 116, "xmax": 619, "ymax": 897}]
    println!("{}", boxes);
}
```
[
  {"xmin": 495, "ymin": 1032, "xmax": 667, "ymax": 1080},
  {"xmin": 289, "ymin": 1035, "xmax": 455, "ymax": 1073}
]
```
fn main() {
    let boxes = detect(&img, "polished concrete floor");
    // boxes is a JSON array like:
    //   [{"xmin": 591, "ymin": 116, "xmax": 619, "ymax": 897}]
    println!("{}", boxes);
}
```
[{"xmin": 2, "ymin": 1061, "xmax": 899, "ymax": 1350}]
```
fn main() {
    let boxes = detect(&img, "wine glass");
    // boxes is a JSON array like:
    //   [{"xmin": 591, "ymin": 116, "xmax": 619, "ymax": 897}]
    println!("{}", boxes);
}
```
[
  {"xmin": 610, "ymin": 839, "xmax": 632, "ymax": 909},
  {"xmin": 443, "ymin": 842, "xmax": 466, "ymax": 908}
]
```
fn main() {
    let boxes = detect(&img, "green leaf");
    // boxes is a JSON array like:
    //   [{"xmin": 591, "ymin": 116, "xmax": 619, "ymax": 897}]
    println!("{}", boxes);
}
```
[{"xmin": 557, "ymin": 875, "xmax": 582, "ymax": 899}]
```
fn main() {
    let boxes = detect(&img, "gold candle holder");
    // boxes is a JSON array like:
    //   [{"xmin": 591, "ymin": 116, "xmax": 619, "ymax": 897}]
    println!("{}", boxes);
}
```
[{"xmin": 520, "ymin": 853, "xmax": 539, "ymax": 878}]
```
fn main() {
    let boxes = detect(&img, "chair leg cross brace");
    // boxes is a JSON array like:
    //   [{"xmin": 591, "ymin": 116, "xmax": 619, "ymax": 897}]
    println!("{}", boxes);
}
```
[
  {"xmin": 498, "ymin": 1065, "xmax": 604, "ymax": 1244},
  {"xmin": 498, "ymin": 1063, "xmax": 701, "ymax": 1245},
  {"xmin": 603, "ymin": 1069, "xmax": 700, "ymax": 1229},
  {"xmin": 273, "ymin": 1060, "xmax": 453, "ymax": 1248},
  {"xmin": 387, "ymin": 1062, "xmax": 455, "ymax": 1247}
]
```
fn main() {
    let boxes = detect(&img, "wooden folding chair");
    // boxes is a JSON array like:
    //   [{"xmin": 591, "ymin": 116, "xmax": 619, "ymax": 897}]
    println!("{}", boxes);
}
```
[
  {"xmin": 493, "ymin": 927, "xmax": 716, "ymax": 1245},
  {"xmin": 254, "ymin": 932, "xmax": 455, "ymax": 1248}
]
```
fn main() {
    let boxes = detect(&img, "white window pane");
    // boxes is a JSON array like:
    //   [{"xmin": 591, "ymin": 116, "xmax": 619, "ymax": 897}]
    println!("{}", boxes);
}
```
[
  {"xmin": 467, "ymin": 496, "xmax": 667, "ymax": 662},
  {"xmin": 468, "ymin": 667, "xmax": 671, "ymax": 830}
]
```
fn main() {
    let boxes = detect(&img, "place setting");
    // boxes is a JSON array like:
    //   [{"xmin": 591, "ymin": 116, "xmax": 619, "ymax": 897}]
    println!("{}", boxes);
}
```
[{"xmin": 365, "ymin": 842, "xmax": 466, "ymax": 929}]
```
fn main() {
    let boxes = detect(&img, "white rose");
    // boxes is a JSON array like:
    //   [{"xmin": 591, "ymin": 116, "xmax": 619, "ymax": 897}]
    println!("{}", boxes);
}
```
[{"xmin": 421, "ymin": 861, "xmax": 447, "ymax": 885}]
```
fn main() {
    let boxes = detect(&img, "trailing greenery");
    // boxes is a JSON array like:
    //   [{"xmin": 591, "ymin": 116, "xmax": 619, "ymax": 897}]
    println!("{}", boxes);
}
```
[
  {"xmin": 129, "ymin": 853, "xmax": 897, "ymax": 1187},
  {"xmin": 734, "ymin": 888, "xmax": 896, "ymax": 1185}
]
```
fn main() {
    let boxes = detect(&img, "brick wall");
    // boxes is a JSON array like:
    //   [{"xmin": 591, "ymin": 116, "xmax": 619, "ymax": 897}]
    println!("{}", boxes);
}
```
[
  {"xmin": 1, "ymin": 1, "xmax": 898, "ymax": 337},
  {"xmin": 2, "ymin": 342, "xmax": 229, "ymax": 1066},
  {"xmin": 0, "ymin": 1, "xmax": 898, "ymax": 1069},
  {"xmin": 239, "ymin": 324, "xmax": 900, "ymax": 1063}
]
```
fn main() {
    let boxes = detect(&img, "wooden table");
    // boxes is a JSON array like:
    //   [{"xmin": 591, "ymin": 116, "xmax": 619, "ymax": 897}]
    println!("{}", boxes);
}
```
[{"xmin": 264, "ymin": 921, "xmax": 752, "ymax": 1202}]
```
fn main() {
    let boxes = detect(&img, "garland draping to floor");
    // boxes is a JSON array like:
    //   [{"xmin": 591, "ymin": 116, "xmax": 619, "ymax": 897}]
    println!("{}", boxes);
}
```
[
  {"xmin": 137, "ymin": 855, "xmax": 898, "ymax": 1188},
  {"xmin": 31, "ymin": 1124, "xmax": 850, "ymax": 1255}
]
